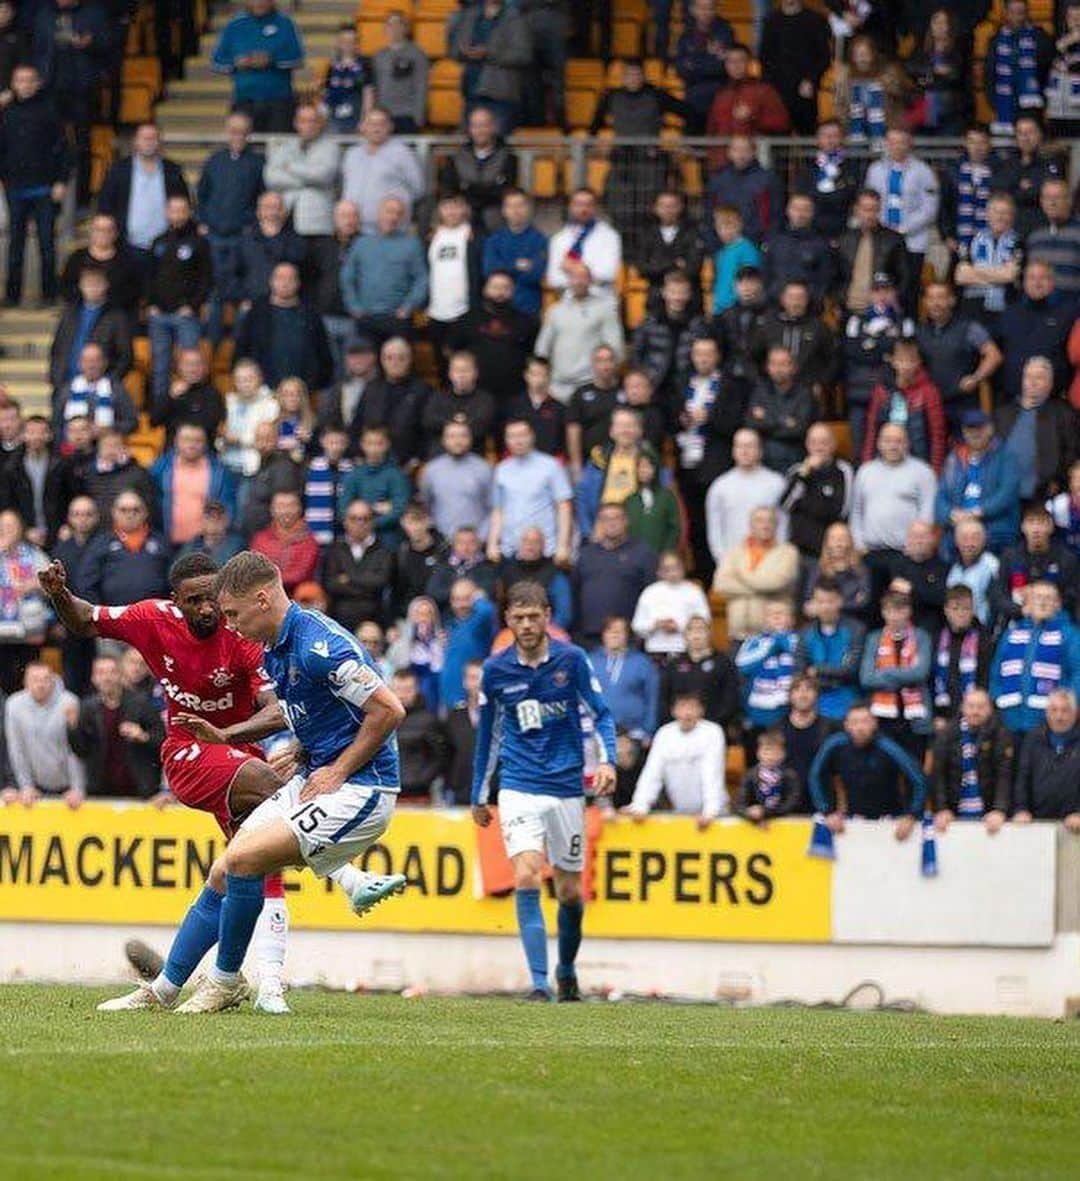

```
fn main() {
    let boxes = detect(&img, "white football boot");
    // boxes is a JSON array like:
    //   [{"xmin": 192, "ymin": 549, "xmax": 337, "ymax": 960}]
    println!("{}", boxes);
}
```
[
  {"xmin": 175, "ymin": 972, "xmax": 250, "ymax": 1014},
  {"xmin": 97, "ymin": 982, "xmax": 175, "ymax": 1012}
]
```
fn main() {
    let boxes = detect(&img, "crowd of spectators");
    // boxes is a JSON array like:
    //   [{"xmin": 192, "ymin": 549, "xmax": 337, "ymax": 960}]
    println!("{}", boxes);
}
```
[{"xmin": 0, "ymin": 0, "xmax": 1078, "ymax": 832}]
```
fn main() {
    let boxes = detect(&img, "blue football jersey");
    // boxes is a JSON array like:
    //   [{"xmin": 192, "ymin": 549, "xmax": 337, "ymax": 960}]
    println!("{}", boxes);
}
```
[
  {"xmin": 471, "ymin": 639, "xmax": 617, "ymax": 803},
  {"xmin": 263, "ymin": 603, "xmax": 400, "ymax": 790}
]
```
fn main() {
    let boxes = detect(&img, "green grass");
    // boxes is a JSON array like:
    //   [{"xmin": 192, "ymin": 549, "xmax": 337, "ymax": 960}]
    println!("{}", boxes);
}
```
[{"xmin": 0, "ymin": 986, "xmax": 1077, "ymax": 1180}]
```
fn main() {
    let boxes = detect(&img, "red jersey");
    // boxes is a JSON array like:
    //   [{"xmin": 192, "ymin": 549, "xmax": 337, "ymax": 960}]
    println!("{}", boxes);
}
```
[{"xmin": 92, "ymin": 599, "xmax": 273, "ymax": 740}]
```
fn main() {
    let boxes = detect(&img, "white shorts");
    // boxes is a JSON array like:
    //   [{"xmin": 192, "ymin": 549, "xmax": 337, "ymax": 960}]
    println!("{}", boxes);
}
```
[
  {"xmin": 239, "ymin": 775, "xmax": 396, "ymax": 878},
  {"xmin": 498, "ymin": 789, "xmax": 585, "ymax": 872}
]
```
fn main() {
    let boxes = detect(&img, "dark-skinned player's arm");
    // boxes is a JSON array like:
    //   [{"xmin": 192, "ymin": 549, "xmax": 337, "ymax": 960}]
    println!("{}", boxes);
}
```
[
  {"xmin": 298, "ymin": 684, "xmax": 406, "ymax": 802},
  {"xmin": 38, "ymin": 560, "xmax": 99, "ymax": 637},
  {"xmin": 175, "ymin": 689, "xmax": 287, "ymax": 745}
]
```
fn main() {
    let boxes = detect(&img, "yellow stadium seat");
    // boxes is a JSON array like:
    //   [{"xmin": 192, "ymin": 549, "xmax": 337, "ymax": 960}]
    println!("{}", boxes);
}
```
[
  {"xmin": 530, "ymin": 156, "xmax": 560, "ymax": 199},
  {"xmin": 428, "ymin": 88, "xmax": 463, "ymax": 129},
  {"xmin": 612, "ymin": 20, "xmax": 641, "ymax": 57},
  {"xmin": 123, "ymin": 370, "xmax": 146, "ymax": 411},
  {"xmin": 358, "ymin": 19, "xmax": 389, "ymax": 55},
  {"xmin": 612, "ymin": 0, "xmax": 647, "ymax": 18},
  {"xmin": 414, "ymin": 19, "xmax": 448, "ymax": 58},
  {"xmin": 567, "ymin": 88, "xmax": 599, "ymax": 130},
  {"xmin": 567, "ymin": 59, "xmax": 605, "ymax": 89},
  {"xmin": 830, "ymin": 421, "xmax": 852, "ymax": 461},
  {"xmin": 587, "ymin": 157, "xmax": 610, "ymax": 192},
  {"xmin": 119, "ymin": 85, "xmax": 153, "ymax": 126},
  {"xmin": 624, "ymin": 287, "xmax": 647, "ymax": 330},
  {"xmin": 428, "ymin": 59, "xmax": 462, "ymax": 87},
  {"xmin": 133, "ymin": 337, "xmax": 151, "ymax": 375},
  {"xmin": 122, "ymin": 57, "xmax": 162, "ymax": 97}
]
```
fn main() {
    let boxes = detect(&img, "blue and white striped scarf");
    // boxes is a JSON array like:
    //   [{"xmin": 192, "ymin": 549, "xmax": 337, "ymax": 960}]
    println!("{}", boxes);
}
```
[
  {"xmin": 64, "ymin": 376, "xmax": 114, "ymax": 434},
  {"xmin": 966, "ymin": 228, "xmax": 1019, "ymax": 312},
  {"xmin": 995, "ymin": 620, "xmax": 1065, "ymax": 711},
  {"xmin": 848, "ymin": 80, "xmax": 887, "ymax": 145},
  {"xmin": 955, "ymin": 160, "xmax": 992, "ymax": 250},
  {"xmin": 303, "ymin": 455, "xmax": 354, "ymax": 546},
  {"xmin": 993, "ymin": 25, "xmax": 1044, "ymax": 128},
  {"xmin": 957, "ymin": 717, "xmax": 985, "ymax": 818},
  {"xmin": 933, "ymin": 626, "xmax": 980, "ymax": 709},
  {"xmin": 884, "ymin": 164, "xmax": 905, "ymax": 231}
]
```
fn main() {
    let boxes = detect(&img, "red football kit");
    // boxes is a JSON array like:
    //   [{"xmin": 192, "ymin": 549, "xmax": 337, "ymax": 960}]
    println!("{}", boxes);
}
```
[{"xmin": 92, "ymin": 599, "xmax": 273, "ymax": 836}]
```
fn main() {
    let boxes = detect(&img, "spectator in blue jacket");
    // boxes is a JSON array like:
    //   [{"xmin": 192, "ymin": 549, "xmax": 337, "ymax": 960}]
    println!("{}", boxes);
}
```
[
  {"xmin": 588, "ymin": 616, "xmax": 660, "ymax": 742},
  {"xmin": 439, "ymin": 579, "xmax": 497, "ymax": 709},
  {"xmin": 210, "ymin": 0, "xmax": 305, "ymax": 132},
  {"xmin": 809, "ymin": 704, "xmax": 927, "ymax": 841},
  {"xmin": 990, "ymin": 580, "xmax": 1080, "ymax": 738},
  {"xmin": 735, "ymin": 598, "xmax": 799, "ymax": 754},
  {"xmin": 481, "ymin": 188, "xmax": 548, "ymax": 317},
  {"xmin": 149, "ymin": 423, "xmax": 236, "ymax": 549},
  {"xmin": 196, "ymin": 112, "xmax": 265, "ymax": 343},
  {"xmin": 795, "ymin": 579, "xmax": 865, "ymax": 721},
  {"xmin": 340, "ymin": 195, "xmax": 429, "ymax": 346},
  {"xmin": 934, "ymin": 411, "xmax": 1021, "ymax": 561}
]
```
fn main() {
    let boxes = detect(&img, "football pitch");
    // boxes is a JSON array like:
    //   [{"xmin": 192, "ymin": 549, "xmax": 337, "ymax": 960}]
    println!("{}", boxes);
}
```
[{"xmin": 1, "ymin": 986, "xmax": 1077, "ymax": 1180}]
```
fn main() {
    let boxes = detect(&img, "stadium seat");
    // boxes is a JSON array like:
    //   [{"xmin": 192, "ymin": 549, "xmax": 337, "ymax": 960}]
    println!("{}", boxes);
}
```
[
  {"xmin": 123, "ymin": 370, "xmax": 146, "ymax": 412},
  {"xmin": 358, "ymin": 19, "xmax": 390, "ymax": 55},
  {"xmin": 612, "ymin": 20, "xmax": 641, "ymax": 57},
  {"xmin": 567, "ymin": 88, "xmax": 600, "ymax": 130},
  {"xmin": 428, "ymin": 87, "xmax": 463, "ymax": 129},
  {"xmin": 414, "ymin": 19, "xmax": 448, "ymax": 58}
]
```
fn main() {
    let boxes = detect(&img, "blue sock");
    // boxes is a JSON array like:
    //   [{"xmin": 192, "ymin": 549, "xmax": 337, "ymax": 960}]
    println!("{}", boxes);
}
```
[
  {"xmin": 514, "ymin": 888, "xmax": 548, "ymax": 992},
  {"xmin": 215, "ymin": 874, "xmax": 264, "ymax": 975},
  {"xmin": 162, "ymin": 884, "xmax": 224, "ymax": 988},
  {"xmin": 556, "ymin": 900, "xmax": 584, "ymax": 981}
]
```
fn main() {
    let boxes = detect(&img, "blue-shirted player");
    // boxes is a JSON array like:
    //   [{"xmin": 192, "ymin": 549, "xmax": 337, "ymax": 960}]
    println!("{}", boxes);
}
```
[
  {"xmin": 176, "ymin": 551, "xmax": 408, "ymax": 1013},
  {"xmin": 472, "ymin": 581, "xmax": 617, "ymax": 1001}
]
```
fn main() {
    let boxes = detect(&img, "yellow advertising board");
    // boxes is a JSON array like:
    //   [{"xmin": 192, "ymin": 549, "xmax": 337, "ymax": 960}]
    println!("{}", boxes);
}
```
[{"xmin": 0, "ymin": 802, "xmax": 832, "ymax": 942}]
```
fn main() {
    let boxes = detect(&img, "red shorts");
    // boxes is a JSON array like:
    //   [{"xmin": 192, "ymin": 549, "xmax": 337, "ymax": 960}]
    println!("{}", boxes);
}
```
[{"xmin": 161, "ymin": 735, "xmax": 265, "ymax": 838}]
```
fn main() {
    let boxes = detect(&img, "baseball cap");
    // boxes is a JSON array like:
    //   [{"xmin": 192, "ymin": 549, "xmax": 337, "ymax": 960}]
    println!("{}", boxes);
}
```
[
  {"xmin": 871, "ymin": 271, "xmax": 895, "ymax": 289},
  {"xmin": 348, "ymin": 335, "xmax": 377, "ymax": 354},
  {"xmin": 961, "ymin": 409, "xmax": 992, "ymax": 429}
]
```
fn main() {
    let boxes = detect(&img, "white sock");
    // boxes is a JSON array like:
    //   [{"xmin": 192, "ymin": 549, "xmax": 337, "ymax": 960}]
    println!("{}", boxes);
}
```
[
  {"xmin": 208, "ymin": 965, "xmax": 239, "ymax": 987},
  {"xmin": 151, "ymin": 973, "xmax": 179, "ymax": 1005},
  {"xmin": 253, "ymin": 898, "xmax": 288, "ymax": 991},
  {"xmin": 329, "ymin": 863, "xmax": 363, "ymax": 896}
]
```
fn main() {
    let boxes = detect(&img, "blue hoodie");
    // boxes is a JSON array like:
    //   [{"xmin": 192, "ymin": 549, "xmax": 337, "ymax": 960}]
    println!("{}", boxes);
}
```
[{"xmin": 934, "ymin": 438, "xmax": 1020, "ymax": 559}]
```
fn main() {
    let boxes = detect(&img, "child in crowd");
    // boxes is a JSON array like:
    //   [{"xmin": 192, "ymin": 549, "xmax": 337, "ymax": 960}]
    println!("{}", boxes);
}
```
[
  {"xmin": 322, "ymin": 21, "xmax": 374, "ymax": 133},
  {"xmin": 932, "ymin": 584, "xmax": 991, "ymax": 729},
  {"xmin": 735, "ymin": 597, "xmax": 799, "ymax": 761},
  {"xmin": 222, "ymin": 359, "xmax": 277, "ymax": 481},
  {"xmin": 274, "ymin": 376, "xmax": 315, "ymax": 461},
  {"xmin": 795, "ymin": 577, "xmax": 865, "ymax": 721},
  {"xmin": 736, "ymin": 730, "xmax": 801, "ymax": 823},
  {"xmin": 711, "ymin": 206, "xmax": 761, "ymax": 314},
  {"xmin": 860, "ymin": 589, "xmax": 933, "ymax": 761},
  {"xmin": 861, "ymin": 337, "xmax": 947, "ymax": 474}
]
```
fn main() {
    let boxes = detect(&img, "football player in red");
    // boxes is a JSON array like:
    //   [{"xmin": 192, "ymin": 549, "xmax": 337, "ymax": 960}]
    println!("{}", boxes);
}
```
[{"xmin": 38, "ymin": 552, "xmax": 363, "ymax": 1013}]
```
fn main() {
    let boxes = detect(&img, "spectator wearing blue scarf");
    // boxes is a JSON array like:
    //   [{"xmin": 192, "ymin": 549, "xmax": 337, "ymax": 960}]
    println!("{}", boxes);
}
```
[{"xmin": 985, "ymin": 0, "xmax": 1055, "ymax": 133}]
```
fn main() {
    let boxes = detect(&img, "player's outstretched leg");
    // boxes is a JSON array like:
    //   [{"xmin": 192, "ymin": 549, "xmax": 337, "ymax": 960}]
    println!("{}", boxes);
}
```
[
  {"xmin": 554, "ymin": 869, "xmax": 584, "ymax": 1003},
  {"xmin": 511, "ymin": 851, "xmax": 551, "ymax": 1000}
]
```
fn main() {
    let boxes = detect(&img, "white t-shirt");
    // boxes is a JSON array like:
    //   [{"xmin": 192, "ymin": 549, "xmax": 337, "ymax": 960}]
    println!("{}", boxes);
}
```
[
  {"xmin": 631, "ymin": 580, "xmax": 712, "ymax": 655},
  {"xmin": 427, "ymin": 224, "xmax": 471, "ymax": 323}
]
